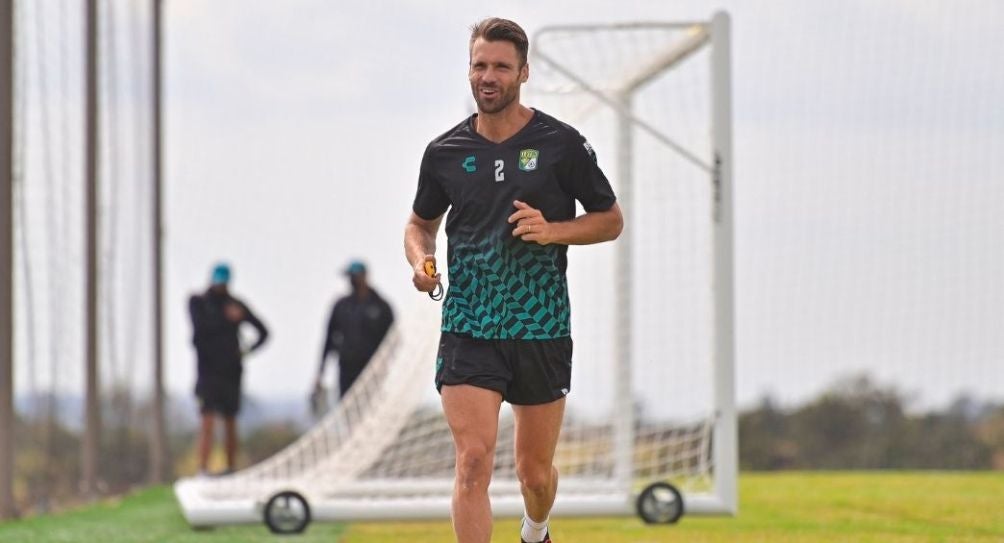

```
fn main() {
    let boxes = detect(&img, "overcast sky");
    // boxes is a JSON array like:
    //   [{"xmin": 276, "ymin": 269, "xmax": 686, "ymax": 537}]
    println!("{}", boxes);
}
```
[
  {"xmin": 149, "ymin": 0, "xmax": 1004, "ymax": 414},
  {"xmin": 14, "ymin": 0, "xmax": 1002, "ymax": 418}
]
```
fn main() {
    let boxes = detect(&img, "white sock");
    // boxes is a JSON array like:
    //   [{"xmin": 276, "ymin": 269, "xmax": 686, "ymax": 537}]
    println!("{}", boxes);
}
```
[{"xmin": 521, "ymin": 512, "xmax": 549, "ymax": 542}]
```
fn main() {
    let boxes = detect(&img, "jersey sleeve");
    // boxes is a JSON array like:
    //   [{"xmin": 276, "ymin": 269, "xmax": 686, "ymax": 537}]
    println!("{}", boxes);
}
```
[
  {"xmin": 558, "ymin": 132, "xmax": 617, "ymax": 212},
  {"xmin": 412, "ymin": 143, "xmax": 451, "ymax": 220}
]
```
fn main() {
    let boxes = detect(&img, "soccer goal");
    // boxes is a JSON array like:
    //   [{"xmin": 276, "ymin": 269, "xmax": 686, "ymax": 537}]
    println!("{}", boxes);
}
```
[{"xmin": 175, "ymin": 11, "xmax": 735, "ymax": 532}]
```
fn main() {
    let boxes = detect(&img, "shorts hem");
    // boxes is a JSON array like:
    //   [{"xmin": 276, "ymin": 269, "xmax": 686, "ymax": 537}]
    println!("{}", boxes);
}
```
[
  {"xmin": 436, "ymin": 378, "xmax": 506, "ymax": 397},
  {"xmin": 506, "ymin": 390, "xmax": 569, "ymax": 406}
]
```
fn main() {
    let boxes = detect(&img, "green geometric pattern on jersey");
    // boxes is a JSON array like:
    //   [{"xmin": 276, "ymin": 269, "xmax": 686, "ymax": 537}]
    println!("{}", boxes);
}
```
[{"xmin": 443, "ymin": 236, "xmax": 570, "ymax": 339}]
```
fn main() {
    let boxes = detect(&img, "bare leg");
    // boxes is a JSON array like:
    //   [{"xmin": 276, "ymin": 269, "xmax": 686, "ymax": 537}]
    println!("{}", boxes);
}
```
[
  {"xmin": 197, "ymin": 413, "xmax": 215, "ymax": 472},
  {"xmin": 441, "ymin": 385, "xmax": 503, "ymax": 543},
  {"xmin": 513, "ymin": 398, "xmax": 565, "ymax": 525},
  {"xmin": 223, "ymin": 416, "xmax": 238, "ymax": 472}
]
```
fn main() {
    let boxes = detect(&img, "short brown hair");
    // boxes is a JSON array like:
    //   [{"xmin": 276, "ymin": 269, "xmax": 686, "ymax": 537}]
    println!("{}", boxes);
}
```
[{"xmin": 469, "ymin": 18, "xmax": 529, "ymax": 67}]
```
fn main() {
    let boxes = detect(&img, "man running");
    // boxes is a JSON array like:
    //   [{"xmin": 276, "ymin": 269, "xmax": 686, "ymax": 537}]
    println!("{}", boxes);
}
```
[{"xmin": 403, "ymin": 17, "xmax": 622, "ymax": 543}]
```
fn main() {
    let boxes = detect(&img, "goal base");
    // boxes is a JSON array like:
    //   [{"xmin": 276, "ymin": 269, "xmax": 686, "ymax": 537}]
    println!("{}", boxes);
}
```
[{"xmin": 175, "ymin": 476, "xmax": 734, "ymax": 527}]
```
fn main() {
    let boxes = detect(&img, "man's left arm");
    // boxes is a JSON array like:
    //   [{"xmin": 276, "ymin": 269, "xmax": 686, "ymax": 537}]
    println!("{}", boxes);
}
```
[
  {"xmin": 240, "ymin": 303, "xmax": 269, "ymax": 353},
  {"xmin": 509, "ymin": 200, "xmax": 622, "ymax": 246},
  {"xmin": 510, "ymin": 131, "xmax": 623, "ymax": 246}
]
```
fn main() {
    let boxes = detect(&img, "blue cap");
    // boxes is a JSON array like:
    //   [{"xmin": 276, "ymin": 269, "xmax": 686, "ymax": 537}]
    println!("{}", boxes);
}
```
[
  {"xmin": 211, "ymin": 262, "xmax": 231, "ymax": 285},
  {"xmin": 345, "ymin": 260, "xmax": 367, "ymax": 276}
]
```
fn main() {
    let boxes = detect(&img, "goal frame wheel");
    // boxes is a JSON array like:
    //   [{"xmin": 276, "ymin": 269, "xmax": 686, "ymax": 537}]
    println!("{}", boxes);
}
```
[
  {"xmin": 263, "ymin": 490, "xmax": 312, "ymax": 534},
  {"xmin": 636, "ymin": 482, "xmax": 684, "ymax": 524}
]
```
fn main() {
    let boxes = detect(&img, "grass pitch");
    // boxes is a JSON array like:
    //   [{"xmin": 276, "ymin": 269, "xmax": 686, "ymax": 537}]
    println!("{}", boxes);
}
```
[{"xmin": 0, "ymin": 472, "xmax": 1001, "ymax": 542}]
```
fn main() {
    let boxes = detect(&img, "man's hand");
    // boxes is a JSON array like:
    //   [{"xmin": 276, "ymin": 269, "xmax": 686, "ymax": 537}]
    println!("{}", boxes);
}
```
[
  {"xmin": 412, "ymin": 255, "xmax": 441, "ymax": 293},
  {"xmin": 223, "ymin": 303, "xmax": 245, "ymax": 323},
  {"xmin": 405, "ymin": 212, "xmax": 444, "ymax": 296},
  {"xmin": 509, "ymin": 200, "xmax": 554, "ymax": 245}
]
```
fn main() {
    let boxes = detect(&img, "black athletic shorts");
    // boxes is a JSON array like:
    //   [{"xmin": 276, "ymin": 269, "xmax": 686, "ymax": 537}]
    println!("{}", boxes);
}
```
[
  {"xmin": 435, "ymin": 332, "xmax": 573, "ymax": 405},
  {"xmin": 195, "ymin": 376, "xmax": 241, "ymax": 417}
]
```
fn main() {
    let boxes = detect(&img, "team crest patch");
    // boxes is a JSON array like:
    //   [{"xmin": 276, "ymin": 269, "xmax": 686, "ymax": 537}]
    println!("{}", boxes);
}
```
[{"xmin": 518, "ymin": 149, "xmax": 539, "ymax": 171}]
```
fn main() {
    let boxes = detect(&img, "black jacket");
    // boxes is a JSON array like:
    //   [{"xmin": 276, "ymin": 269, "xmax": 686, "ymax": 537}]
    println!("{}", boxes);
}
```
[
  {"xmin": 189, "ymin": 289, "xmax": 268, "ymax": 382},
  {"xmin": 320, "ymin": 289, "xmax": 394, "ymax": 379}
]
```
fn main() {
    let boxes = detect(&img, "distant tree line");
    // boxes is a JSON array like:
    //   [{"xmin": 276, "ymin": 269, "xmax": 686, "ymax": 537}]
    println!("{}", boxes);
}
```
[
  {"xmin": 740, "ymin": 375, "xmax": 1004, "ymax": 470},
  {"xmin": 11, "ymin": 388, "xmax": 300, "ymax": 516},
  {"xmin": 10, "ymin": 375, "xmax": 1003, "ymax": 515}
]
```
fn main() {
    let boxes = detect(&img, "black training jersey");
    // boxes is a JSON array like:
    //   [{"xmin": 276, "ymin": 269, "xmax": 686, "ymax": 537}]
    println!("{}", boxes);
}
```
[{"xmin": 412, "ymin": 109, "xmax": 616, "ymax": 340}]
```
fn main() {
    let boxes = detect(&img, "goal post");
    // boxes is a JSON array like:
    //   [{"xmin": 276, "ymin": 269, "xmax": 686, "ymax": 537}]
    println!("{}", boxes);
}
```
[
  {"xmin": 528, "ymin": 11, "xmax": 736, "ymax": 515},
  {"xmin": 710, "ymin": 12, "xmax": 738, "ymax": 516},
  {"xmin": 175, "ymin": 11, "xmax": 736, "ymax": 530}
]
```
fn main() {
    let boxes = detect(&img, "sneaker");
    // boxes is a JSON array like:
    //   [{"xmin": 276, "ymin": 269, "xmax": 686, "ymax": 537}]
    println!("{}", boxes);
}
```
[{"xmin": 521, "ymin": 530, "xmax": 551, "ymax": 543}]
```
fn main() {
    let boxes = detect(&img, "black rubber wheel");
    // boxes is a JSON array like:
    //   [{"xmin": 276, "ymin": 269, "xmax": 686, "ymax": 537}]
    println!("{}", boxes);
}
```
[
  {"xmin": 636, "ymin": 482, "xmax": 684, "ymax": 524},
  {"xmin": 263, "ymin": 490, "xmax": 311, "ymax": 535}
]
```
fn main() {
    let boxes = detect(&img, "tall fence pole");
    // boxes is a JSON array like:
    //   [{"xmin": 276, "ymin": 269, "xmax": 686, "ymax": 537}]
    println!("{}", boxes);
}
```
[
  {"xmin": 148, "ymin": 0, "xmax": 169, "ymax": 483},
  {"xmin": 82, "ymin": 0, "xmax": 101, "ymax": 499},
  {"xmin": 0, "ymin": 0, "xmax": 18, "ymax": 519},
  {"xmin": 0, "ymin": 0, "xmax": 17, "ymax": 517}
]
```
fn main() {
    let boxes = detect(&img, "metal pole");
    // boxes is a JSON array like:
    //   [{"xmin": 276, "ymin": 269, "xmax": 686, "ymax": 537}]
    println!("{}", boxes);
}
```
[
  {"xmin": 148, "ymin": 0, "xmax": 168, "ymax": 483},
  {"xmin": 82, "ymin": 0, "xmax": 101, "ymax": 499},
  {"xmin": 709, "ymin": 11, "xmax": 738, "ymax": 515},
  {"xmin": 0, "ymin": 0, "xmax": 18, "ymax": 519},
  {"xmin": 613, "ymin": 93, "xmax": 634, "ymax": 492}
]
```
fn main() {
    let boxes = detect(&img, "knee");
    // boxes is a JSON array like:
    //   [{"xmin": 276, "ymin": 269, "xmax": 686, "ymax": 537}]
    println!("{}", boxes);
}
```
[
  {"xmin": 516, "ymin": 462, "xmax": 553, "ymax": 495},
  {"xmin": 455, "ymin": 445, "xmax": 494, "ymax": 492}
]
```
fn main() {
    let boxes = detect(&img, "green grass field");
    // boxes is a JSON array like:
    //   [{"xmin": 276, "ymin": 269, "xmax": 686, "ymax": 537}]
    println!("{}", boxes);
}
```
[{"xmin": 0, "ymin": 472, "xmax": 1001, "ymax": 542}]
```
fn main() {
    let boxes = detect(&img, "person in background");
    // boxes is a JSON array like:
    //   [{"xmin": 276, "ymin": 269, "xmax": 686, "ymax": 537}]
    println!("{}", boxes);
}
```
[
  {"xmin": 188, "ymin": 262, "xmax": 268, "ymax": 476},
  {"xmin": 315, "ymin": 260, "xmax": 395, "ymax": 403}
]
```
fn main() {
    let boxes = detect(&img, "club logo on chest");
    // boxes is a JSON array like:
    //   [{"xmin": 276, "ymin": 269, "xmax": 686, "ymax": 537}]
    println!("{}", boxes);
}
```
[{"xmin": 518, "ymin": 149, "xmax": 539, "ymax": 172}]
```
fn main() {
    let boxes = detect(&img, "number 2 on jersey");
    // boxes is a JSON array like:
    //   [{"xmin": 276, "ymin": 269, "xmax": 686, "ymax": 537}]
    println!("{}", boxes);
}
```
[{"xmin": 494, "ymin": 159, "xmax": 505, "ymax": 182}]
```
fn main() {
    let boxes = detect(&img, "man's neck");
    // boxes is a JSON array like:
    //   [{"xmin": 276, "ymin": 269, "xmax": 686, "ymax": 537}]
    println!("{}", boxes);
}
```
[
  {"xmin": 209, "ymin": 286, "xmax": 228, "ymax": 297},
  {"xmin": 353, "ymin": 285, "xmax": 371, "ymax": 301},
  {"xmin": 474, "ymin": 104, "xmax": 533, "ymax": 143}
]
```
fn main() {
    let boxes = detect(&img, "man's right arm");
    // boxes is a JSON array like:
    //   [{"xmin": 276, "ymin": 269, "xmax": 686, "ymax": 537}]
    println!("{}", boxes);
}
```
[
  {"xmin": 318, "ymin": 306, "xmax": 339, "ymax": 382},
  {"xmin": 404, "ymin": 212, "xmax": 443, "ymax": 294},
  {"xmin": 189, "ymin": 295, "xmax": 225, "ymax": 339}
]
